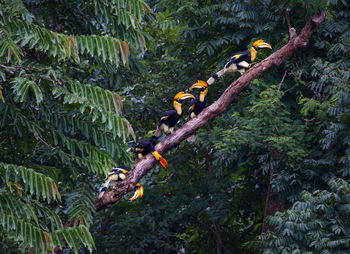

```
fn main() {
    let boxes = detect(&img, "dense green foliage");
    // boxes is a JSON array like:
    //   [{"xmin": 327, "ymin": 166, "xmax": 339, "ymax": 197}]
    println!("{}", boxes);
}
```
[
  {"xmin": 262, "ymin": 179, "xmax": 350, "ymax": 253},
  {"xmin": 1, "ymin": 0, "xmax": 350, "ymax": 253},
  {"xmin": 0, "ymin": 0, "xmax": 147, "ymax": 252}
]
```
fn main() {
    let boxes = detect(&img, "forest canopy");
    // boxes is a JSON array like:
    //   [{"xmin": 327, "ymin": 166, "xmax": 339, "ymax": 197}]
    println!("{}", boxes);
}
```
[{"xmin": 0, "ymin": 0, "xmax": 349, "ymax": 253}]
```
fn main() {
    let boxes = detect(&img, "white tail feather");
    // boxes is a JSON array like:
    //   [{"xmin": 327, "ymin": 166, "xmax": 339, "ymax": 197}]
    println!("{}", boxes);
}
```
[
  {"xmin": 207, "ymin": 77, "xmax": 215, "ymax": 85},
  {"xmin": 98, "ymin": 178, "xmax": 111, "ymax": 199},
  {"xmin": 216, "ymin": 69, "xmax": 226, "ymax": 78},
  {"xmin": 207, "ymin": 69, "xmax": 226, "ymax": 85}
]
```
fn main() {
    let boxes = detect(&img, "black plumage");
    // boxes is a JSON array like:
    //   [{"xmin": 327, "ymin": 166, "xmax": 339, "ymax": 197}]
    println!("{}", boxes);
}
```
[
  {"xmin": 135, "ymin": 135, "xmax": 158, "ymax": 158},
  {"xmin": 188, "ymin": 80, "xmax": 208, "ymax": 120},
  {"xmin": 189, "ymin": 96, "xmax": 206, "ymax": 119},
  {"xmin": 224, "ymin": 50, "xmax": 252, "ymax": 70},
  {"xmin": 135, "ymin": 135, "xmax": 168, "ymax": 169},
  {"xmin": 156, "ymin": 91, "xmax": 195, "ymax": 135},
  {"xmin": 159, "ymin": 110, "xmax": 181, "ymax": 129},
  {"xmin": 206, "ymin": 40, "xmax": 272, "ymax": 85},
  {"xmin": 112, "ymin": 165, "xmax": 130, "ymax": 173}
]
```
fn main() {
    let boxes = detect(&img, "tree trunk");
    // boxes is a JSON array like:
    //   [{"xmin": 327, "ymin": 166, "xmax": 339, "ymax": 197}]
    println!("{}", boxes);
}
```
[
  {"xmin": 261, "ymin": 166, "xmax": 286, "ymax": 232},
  {"xmin": 212, "ymin": 220, "xmax": 223, "ymax": 254}
]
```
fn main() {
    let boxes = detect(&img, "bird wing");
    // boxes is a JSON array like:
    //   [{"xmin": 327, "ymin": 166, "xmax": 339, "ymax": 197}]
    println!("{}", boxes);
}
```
[
  {"xmin": 160, "ymin": 110, "xmax": 177, "ymax": 122},
  {"xmin": 118, "ymin": 166, "xmax": 131, "ymax": 172},
  {"xmin": 136, "ymin": 139, "xmax": 148, "ymax": 148},
  {"xmin": 189, "ymin": 97, "xmax": 199, "ymax": 112},
  {"xmin": 225, "ymin": 51, "xmax": 250, "ymax": 68}
]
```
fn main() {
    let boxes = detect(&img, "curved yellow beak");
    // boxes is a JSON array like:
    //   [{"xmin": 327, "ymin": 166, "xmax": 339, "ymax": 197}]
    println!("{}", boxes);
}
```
[
  {"xmin": 178, "ymin": 93, "xmax": 195, "ymax": 100},
  {"xmin": 190, "ymin": 80, "xmax": 208, "ymax": 90},
  {"xmin": 174, "ymin": 91, "xmax": 195, "ymax": 100},
  {"xmin": 129, "ymin": 184, "xmax": 144, "ymax": 201},
  {"xmin": 258, "ymin": 42, "xmax": 272, "ymax": 49},
  {"xmin": 253, "ymin": 40, "xmax": 272, "ymax": 49}
]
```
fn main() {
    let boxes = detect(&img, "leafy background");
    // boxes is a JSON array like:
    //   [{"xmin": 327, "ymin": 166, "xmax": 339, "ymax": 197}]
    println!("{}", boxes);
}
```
[{"xmin": 0, "ymin": 0, "xmax": 350, "ymax": 253}]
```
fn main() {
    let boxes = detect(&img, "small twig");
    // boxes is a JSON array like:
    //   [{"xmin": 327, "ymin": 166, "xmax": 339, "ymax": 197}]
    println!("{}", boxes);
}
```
[
  {"xmin": 32, "ymin": 127, "xmax": 71, "ymax": 158},
  {"xmin": 275, "ymin": 71, "xmax": 287, "ymax": 134},
  {"xmin": 277, "ymin": 70, "xmax": 288, "ymax": 94},
  {"xmin": 283, "ymin": 84, "xmax": 297, "ymax": 94},
  {"xmin": 285, "ymin": 8, "xmax": 292, "ymax": 31},
  {"xmin": 33, "ymin": 130, "xmax": 73, "ymax": 160},
  {"xmin": 40, "ymin": 76, "xmax": 57, "ymax": 85},
  {"xmin": 33, "ymin": 128, "xmax": 56, "ymax": 150},
  {"xmin": 285, "ymin": 8, "xmax": 297, "ymax": 39}
]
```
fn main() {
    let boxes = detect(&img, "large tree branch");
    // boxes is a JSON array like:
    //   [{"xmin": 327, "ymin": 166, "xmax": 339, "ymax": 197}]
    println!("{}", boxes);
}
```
[{"xmin": 95, "ymin": 11, "xmax": 326, "ymax": 211}]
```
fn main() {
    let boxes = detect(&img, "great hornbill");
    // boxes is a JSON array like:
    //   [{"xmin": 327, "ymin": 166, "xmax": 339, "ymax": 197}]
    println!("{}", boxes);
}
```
[
  {"xmin": 155, "ymin": 91, "xmax": 195, "ymax": 135},
  {"xmin": 135, "ymin": 135, "xmax": 168, "ymax": 169},
  {"xmin": 207, "ymin": 40, "xmax": 272, "ymax": 85},
  {"xmin": 186, "ymin": 80, "xmax": 208, "ymax": 142},
  {"xmin": 188, "ymin": 80, "xmax": 208, "ymax": 119},
  {"xmin": 98, "ymin": 166, "xmax": 144, "ymax": 200}
]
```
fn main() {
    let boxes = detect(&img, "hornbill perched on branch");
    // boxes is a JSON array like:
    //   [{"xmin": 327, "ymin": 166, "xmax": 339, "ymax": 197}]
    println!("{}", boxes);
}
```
[
  {"xmin": 187, "ymin": 80, "xmax": 208, "ymax": 142},
  {"xmin": 98, "ymin": 166, "xmax": 144, "ymax": 200},
  {"xmin": 135, "ymin": 136, "xmax": 168, "ymax": 169},
  {"xmin": 94, "ymin": 11, "xmax": 327, "ymax": 211},
  {"xmin": 155, "ymin": 91, "xmax": 195, "ymax": 136},
  {"xmin": 207, "ymin": 40, "xmax": 272, "ymax": 85},
  {"xmin": 188, "ymin": 80, "xmax": 208, "ymax": 119}
]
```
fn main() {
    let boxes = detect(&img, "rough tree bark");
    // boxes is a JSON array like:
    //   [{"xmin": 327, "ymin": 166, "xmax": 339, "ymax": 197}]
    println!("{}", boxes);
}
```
[
  {"xmin": 95, "ymin": 11, "xmax": 326, "ymax": 211},
  {"xmin": 261, "ymin": 166, "xmax": 287, "ymax": 233}
]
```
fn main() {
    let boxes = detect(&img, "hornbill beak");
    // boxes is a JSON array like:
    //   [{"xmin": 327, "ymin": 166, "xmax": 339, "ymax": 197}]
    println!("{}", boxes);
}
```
[
  {"xmin": 190, "ymin": 80, "xmax": 208, "ymax": 90},
  {"xmin": 129, "ymin": 183, "xmax": 144, "ymax": 201},
  {"xmin": 159, "ymin": 157, "xmax": 168, "ymax": 169},
  {"xmin": 174, "ymin": 91, "xmax": 195, "ymax": 100},
  {"xmin": 253, "ymin": 40, "xmax": 272, "ymax": 49},
  {"xmin": 152, "ymin": 151, "xmax": 168, "ymax": 169}
]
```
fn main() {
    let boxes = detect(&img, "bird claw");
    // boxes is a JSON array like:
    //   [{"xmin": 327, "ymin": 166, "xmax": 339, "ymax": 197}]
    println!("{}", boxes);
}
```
[{"xmin": 249, "ymin": 62, "xmax": 256, "ymax": 67}]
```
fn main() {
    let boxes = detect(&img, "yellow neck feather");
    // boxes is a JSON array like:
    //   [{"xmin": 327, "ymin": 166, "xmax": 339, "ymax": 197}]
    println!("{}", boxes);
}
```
[
  {"xmin": 250, "ymin": 47, "xmax": 257, "ymax": 61},
  {"xmin": 199, "ymin": 88, "xmax": 208, "ymax": 102},
  {"xmin": 173, "ymin": 101, "xmax": 182, "ymax": 115}
]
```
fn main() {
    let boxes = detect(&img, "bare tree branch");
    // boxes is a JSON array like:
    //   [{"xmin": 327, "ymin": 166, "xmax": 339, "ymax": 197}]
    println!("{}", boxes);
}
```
[
  {"xmin": 278, "ymin": 70, "xmax": 288, "ymax": 94},
  {"xmin": 95, "ymin": 11, "xmax": 326, "ymax": 211}
]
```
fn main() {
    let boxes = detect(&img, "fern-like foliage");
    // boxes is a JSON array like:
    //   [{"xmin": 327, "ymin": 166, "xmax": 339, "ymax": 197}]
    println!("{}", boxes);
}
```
[
  {"xmin": 0, "ymin": 192, "xmax": 39, "ymax": 225},
  {"xmin": 91, "ymin": 0, "xmax": 150, "ymax": 52},
  {"xmin": 52, "ymin": 225, "xmax": 95, "ymax": 253},
  {"xmin": 0, "ymin": 163, "xmax": 94, "ymax": 253},
  {"xmin": 260, "ymin": 179, "xmax": 350, "ymax": 253},
  {"xmin": 0, "ymin": 28, "xmax": 23, "ymax": 63},
  {"xmin": 0, "ymin": 0, "xmax": 150, "ymax": 252},
  {"xmin": 0, "ymin": 217, "xmax": 94, "ymax": 253},
  {"xmin": 65, "ymin": 182, "xmax": 96, "ymax": 228},
  {"xmin": 51, "ymin": 79, "xmax": 134, "ymax": 140},
  {"xmin": 11, "ymin": 77, "xmax": 43, "ymax": 105},
  {"xmin": 6, "ymin": 19, "xmax": 130, "ymax": 65},
  {"xmin": 0, "ymin": 162, "xmax": 60, "ymax": 203}
]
